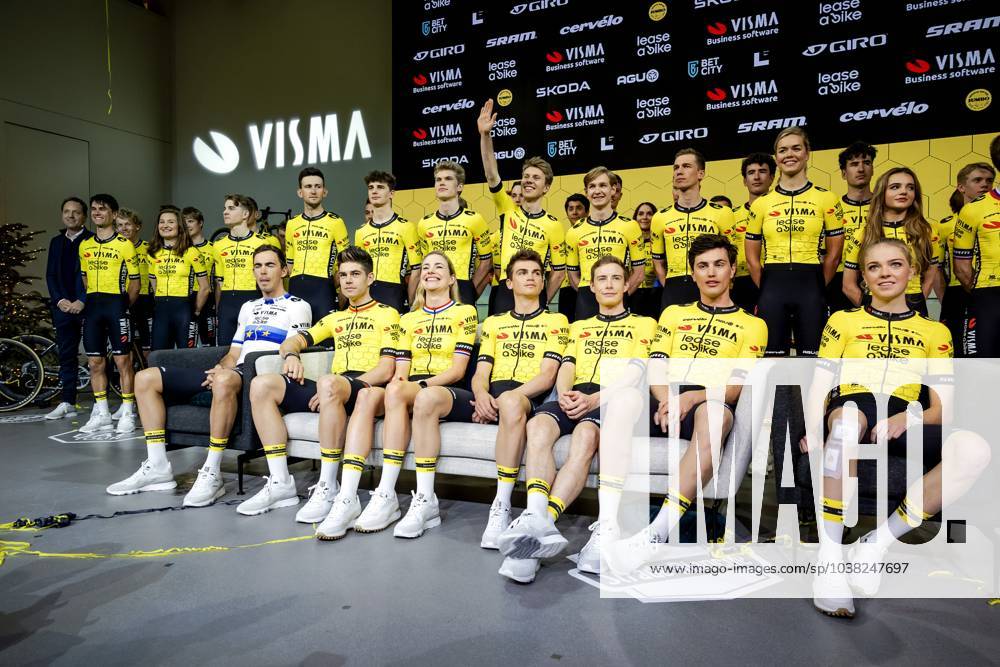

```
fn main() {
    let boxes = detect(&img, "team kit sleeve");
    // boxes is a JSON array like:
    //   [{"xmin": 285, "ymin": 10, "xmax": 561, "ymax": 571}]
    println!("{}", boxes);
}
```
[
  {"xmin": 823, "ymin": 192, "xmax": 846, "ymax": 237},
  {"xmin": 289, "ymin": 300, "xmax": 313, "ymax": 335},
  {"xmin": 472, "ymin": 213, "xmax": 494, "ymax": 261},
  {"xmin": 284, "ymin": 222, "xmax": 298, "ymax": 267},
  {"xmin": 746, "ymin": 198, "xmax": 766, "ymax": 241},
  {"xmin": 649, "ymin": 306, "xmax": 679, "ymax": 359},
  {"xmin": 649, "ymin": 211, "xmax": 666, "ymax": 261},
  {"xmin": 332, "ymin": 215, "xmax": 350, "ymax": 255},
  {"xmin": 122, "ymin": 239, "xmax": 140, "ymax": 280},
  {"xmin": 548, "ymin": 218, "xmax": 567, "ymax": 271},
  {"xmin": 455, "ymin": 305, "xmax": 478, "ymax": 356},
  {"xmin": 544, "ymin": 314, "xmax": 570, "ymax": 362},
  {"xmin": 380, "ymin": 310, "xmax": 402, "ymax": 357},
  {"xmin": 396, "ymin": 314, "xmax": 414, "ymax": 362},
  {"xmin": 842, "ymin": 229, "xmax": 863, "ymax": 270},
  {"xmin": 477, "ymin": 316, "xmax": 497, "ymax": 364},
  {"xmin": 301, "ymin": 313, "xmax": 335, "ymax": 347},
  {"xmin": 635, "ymin": 317, "xmax": 657, "ymax": 358},
  {"xmin": 817, "ymin": 311, "xmax": 848, "ymax": 362},
  {"xmin": 715, "ymin": 205, "xmax": 735, "ymax": 236},
  {"xmin": 402, "ymin": 220, "xmax": 423, "ymax": 270},
  {"xmin": 489, "ymin": 183, "xmax": 516, "ymax": 217},
  {"xmin": 627, "ymin": 219, "xmax": 647, "ymax": 269},
  {"xmin": 564, "ymin": 226, "xmax": 581, "ymax": 275},
  {"xmin": 231, "ymin": 302, "xmax": 252, "ymax": 346},
  {"xmin": 188, "ymin": 247, "xmax": 208, "ymax": 277},
  {"xmin": 562, "ymin": 320, "xmax": 582, "ymax": 365},
  {"xmin": 741, "ymin": 316, "xmax": 769, "ymax": 358}
]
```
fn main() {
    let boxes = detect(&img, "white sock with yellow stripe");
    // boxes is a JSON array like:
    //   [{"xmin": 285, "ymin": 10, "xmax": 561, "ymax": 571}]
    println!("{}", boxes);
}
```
[{"xmin": 263, "ymin": 443, "xmax": 290, "ymax": 483}]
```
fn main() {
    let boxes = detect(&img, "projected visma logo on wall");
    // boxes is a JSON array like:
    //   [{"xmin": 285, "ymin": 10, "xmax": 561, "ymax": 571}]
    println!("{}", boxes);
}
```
[{"xmin": 192, "ymin": 111, "xmax": 372, "ymax": 174}]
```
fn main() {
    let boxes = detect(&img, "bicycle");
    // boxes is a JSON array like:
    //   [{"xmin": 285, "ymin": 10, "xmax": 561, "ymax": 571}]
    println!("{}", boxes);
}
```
[
  {"xmin": 0, "ymin": 337, "xmax": 44, "ymax": 411},
  {"xmin": 14, "ymin": 333, "xmax": 89, "ymax": 405}
]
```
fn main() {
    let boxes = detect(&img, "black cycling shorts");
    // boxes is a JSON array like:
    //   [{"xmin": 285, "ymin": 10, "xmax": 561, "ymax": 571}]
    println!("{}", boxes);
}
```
[
  {"xmin": 159, "ymin": 365, "xmax": 244, "ymax": 406},
  {"xmin": 371, "ymin": 280, "xmax": 407, "ymax": 314},
  {"xmin": 152, "ymin": 296, "xmax": 196, "ymax": 351},
  {"xmin": 444, "ymin": 380, "xmax": 546, "ymax": 423},
  {"xmin": 83, "ymin": 293, "xmax": 130, "ymax": 357},
  {"xmin": 534, "ymin": 399, "xmax": 601, "ymax": 437},
  {"xmin": 575, "ymin": 287, "xmax": 598, "ymax": 321},
  {"xmin": 131, "ymin": 294, "xmax": 154, "ymax": 351},
  {"xmin": 217, "ymin": 290, "xmax": 259, "ymax": 347},
  {"xmin": 972, "ymin": 287, "xmax": 1000, "ymax": 358},
  {"xmin": 757, "ymin": 264, "xmax": 827, "ymax": 357},
  {"xmin": 457, "ymin": 279, "xmax": 478, "ymax": 307},
  {"xmin": 278, "ymin": 372, "xmax": 367, "ymax": 414},
  {"xmin": 661, "ymin": 276, "xmax": 700, "ymax": 310},
  {"xmin": 649, "ymin": 391, "xmax": 736, "ymax": 441},
  {"xmin": 629, "ymin": 286, "xmax": 662, "ymax": 320},
  {"xmin": 731, "ymin": 275, "xmax": 759, "ymax": 314},
  {"xmin": 290, "ymin": 274, "xmax": 336, "ymax": 323},
  {"xmin": 190, "ymin": 292, "xmax": 216, "ymax": 346}
]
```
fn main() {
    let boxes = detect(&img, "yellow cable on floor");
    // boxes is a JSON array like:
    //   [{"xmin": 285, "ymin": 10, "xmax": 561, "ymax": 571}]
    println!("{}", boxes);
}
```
[{"xmin": 0, "ymin": 534, "xmax": 313, "ymax": 567}]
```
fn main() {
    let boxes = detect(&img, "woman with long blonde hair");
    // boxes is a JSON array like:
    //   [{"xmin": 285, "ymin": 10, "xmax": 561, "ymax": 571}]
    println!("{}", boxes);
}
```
[{"xmin": 841, "ymin": 167, "xmax": 941, "ymax": 315}]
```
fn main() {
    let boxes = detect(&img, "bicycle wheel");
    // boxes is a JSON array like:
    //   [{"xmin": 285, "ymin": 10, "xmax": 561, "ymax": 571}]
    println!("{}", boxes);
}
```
[
  {"xmin": 0, "ymin": 338, "xmax": 44, "ymax": 411},
  {"xmin": 106, "ymin": 343, "xmax": 147, "ymax": 398},
  {"xmin": 14, "ymin": 334, "xmax": 61, "ymax": 403}
]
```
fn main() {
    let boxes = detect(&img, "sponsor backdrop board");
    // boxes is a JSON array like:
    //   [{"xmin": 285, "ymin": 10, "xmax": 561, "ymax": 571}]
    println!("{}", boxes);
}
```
[{"xmin": 392, "ymin": 0, "xmax": 997, "ymax": 192}]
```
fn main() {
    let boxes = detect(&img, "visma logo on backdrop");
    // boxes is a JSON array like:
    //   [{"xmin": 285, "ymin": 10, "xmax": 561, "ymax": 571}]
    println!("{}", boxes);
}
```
[{"xmin": 192, "ymin": 111, "xmax": 371, "ymax": 175}]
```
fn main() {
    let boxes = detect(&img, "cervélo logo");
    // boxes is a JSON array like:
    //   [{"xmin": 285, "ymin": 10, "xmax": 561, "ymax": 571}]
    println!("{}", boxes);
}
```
[
  {"xmin": 511, "ymin": 0, "xmax": 568, "ymax": 15},
  {"xmin": 544, "ymin": 42, "xmax": 606, "ymax": 72},
  {"xmin": 413, "ymin": 43, "xmax": 465, "ymax": 61},
  {"xmin": 421, "ymin": 98, "xmax": 475, "ymax": 115},
  {"xmin": 904, "ymin": 48, "xmax": 996, "ymax": 83},
  {"xmin": 802, "ymin": 33, "xmax": 887, "ymax": 56},
  {"xmin": 839, "ymin": 101, "xmax": 929, "ymax": 122},
  {"xmin": 705, "ymin": 12, "xmax": 779, "ymax": 45},
  {"xmin": 560, "ymin": 14, "xmax": 623, "ymax": 35},
  {"xmin": 411, "ymin": 67, "xmax": 463, "ymax": 94}
]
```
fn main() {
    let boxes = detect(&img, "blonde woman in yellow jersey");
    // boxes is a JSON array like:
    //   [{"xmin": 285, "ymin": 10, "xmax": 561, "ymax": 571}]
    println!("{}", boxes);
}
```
[
  {"xmin": 802, "ymin": 238, "xmax": 988, "ymax": 618},
  {"xmin": 417, "ymin": 160, "xmax": 494, "ymax": 306},
  {"xmin": 497, "ymin": 256, "xmax": 657, "ymax": 582},
  {"xmin": 355, "ymin": 170, "xmax": 421, "ymax": 313},
  {"xmin": 478, "ymin": 99, "xmax": 567, "ymax": 315},
  {"xmin": 842, "ymin": 168, "xmax": 941, "ymax": 317},
  {"xmin": 147, "ymin": 206, "xmax": 209, "ymax": 350},
  {"xmin": 606, "ymin": 234, "xmax": 768, "ymax": 575},
  {"xmin": 938, "ymin": 164, "xmax": 996, "ymax": 356},
  {"xmin": 565, "ymin": 167, "xmax": 647, "ymax": 320},
  {"xmin": 286, "ymin": 167, "xmax": 350, "ymax": 321},
  {"xmin": 953, "ymin": 139, "xmax": 1000, "ymax": 358},
  {"xmin": 213, "ymin": 194, "xmax": 277, "ymax": 346},
  {"xmin": 746, "ymin": 127, "xmax": 844, "ymax": 356}
]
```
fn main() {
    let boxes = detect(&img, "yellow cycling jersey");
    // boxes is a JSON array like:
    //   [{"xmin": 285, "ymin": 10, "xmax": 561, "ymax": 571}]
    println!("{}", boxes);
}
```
[
  {"xmin": 565, "ymin": 213, "xmax": 647, "ymax": 287},
  {"xmin": 490, "ymin": 185, "xmax": 566, "ymax": 279},
  {"xmin": 191, "ymin": 240, "xmax": 214, "ymax": 293},
  {"xmin": 650, "ymin": 200, "xmax": 734, "ymax": 280},
  {"xmin": 354, "ymin": 214, "xmax": 422, "ymax": 285},
  {"xmin": 818, "ymin": 305, "xmax": 953, "ymax": 402},
  {"xmin": 285, "ymin": 211, "xmax": 350, "ymax": 280},
  {"xmin": 478, "ymin": 308, "xmax": 569, "ymax": 385},
  {"xmin": 563, "ymin": 311, "xmax": 657, "ymax": 388},
  {"xmin": 724, "ymin": 204, "xmax": 752, "ymax": 278},
  {"xmin": 747, "ymin": 183, "xmax": 844, "ymax": 265},
  {"xmin": 936, "ymin": 215, "xmax": 961, "ymax": 288},
  {"xmin": 417, "ymin": 208, "xmax": 493, "ymax": 281},
  {"xmin": 836, "ymin": 195, "xmax": 871, "ymax": 271},
  {"xmin": 842, "ymin": 220, "xmax": 942, "ymax": 295},
  {"xmin": 301, "ymin": 299, "xmax": 401, "ymax": 375},
  {"xmin": 149, "ymin": 245, "xmax": 208, "ymax": 298},
  {"xmin": 79, "ymin": 234, "xmax": 139, "ymax": 295},
  {"xmin": 640, "ymin": 236, "xmax": 657, "ymax": 288},
  {"xmin": 213, "ymin": 230, "xmax": 277, "ymax": 292},
  {"xmin": 953, "ymin": 190, "xmax": 1000, "ymax": 289},
  {"xmin": 132, "ymin": 240, "xmax": 151, "ymax": 295},
  {"xmin": 651, "ymin": 302, "xmax": 768, "ymax": 359},
  {"xmin": 560, "ymin": 219, "xmax": 584, "ymax": 288},
  {"xmin": 396, "ymin": 300, "xmax": 478, "ymax": 378}
]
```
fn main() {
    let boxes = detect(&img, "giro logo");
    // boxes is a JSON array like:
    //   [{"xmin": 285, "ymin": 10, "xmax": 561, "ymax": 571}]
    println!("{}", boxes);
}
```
[
  {"xmin": 926, "ymin": 16, "xmax": 1000, "ymax": 38},
  {"xmin": 638, "ymin": 127, "xmax": 708, "ymax": 144},
  {"xmin": 706, "ymin": 22, "xmax": 727, "ymax": 36},
  {"xmin": 413, "ymin": 44, "xmax": 465, "ymax": 61},
  {"xmin": 193, "ymin": 131, "xmax": 240, "ymax": 174},
  {"xmin": 906, "ymin": 59, "xmax": 931, "ymax": 74},
  {"xmin": 839, "ymin": 101, "xmax": 929, "ymax": 122},
  {"xmin": 511, "ymin": 0, "xmax": 568, "ymax": 15},
  {"xmin": 560, "ymin": 14, "xmax": 624, "ymax": 35},
  {"xmin": 536, "ymin": 81, "xmax": 591, "ymax": 97},
  {"xmin": 706, "ymin": 88, "xmax": 727, "ymax": 101},
  {"xmin": 802, "ymin": 34, "xmax": 887, "ymax": 56}
]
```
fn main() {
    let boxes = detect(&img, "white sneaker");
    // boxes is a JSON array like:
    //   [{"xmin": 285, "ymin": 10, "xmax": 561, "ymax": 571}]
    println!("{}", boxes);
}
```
[
  {"xmin": 316, "ymin": 494, "xmax": 362, "ymax": 540},
  {"xmin": 79, "ymin": 409, "xmax": 113, "ymax": 433},
  {"xmin": 576, "ymin": 521, "xmax": 619, "ymax": 574},
  {"xmin": 296, "ymin": 480, "xmax": 339, "ymax": 524},
  {"xmin": 393, "ymin": 492, "xmax": 441, "ymax": 539},
  {"xmin": 499, "ymin": 557, "xmax": 540, "ymax": 584},
  {"xmin": 848, "ymin": 530, "xmax": 888, "ymax": 596},
  {"xmin": 480, "ymin": 499, "xmax": 511, "ymax": 550},
  {"xmin": 354, "ymin": 490, "xmax": 401, "ymax": 533},
  {"xmin": 236, "ymin": 476, "xmax": 299, "ymax": 516},
  {"xmin": 106, "ymin": 460, "xmax": 176, "ymax": 495},
  {"xmin": 115, "ymin": 411, "xmax": 137, "ymax": 434},
  {"xmin": 497, "ymin": 511, "xmax": 568, "ymax": 559},
  {"xmin": 813, "ymin": 562, "xmax": 856, "ymax": 619},
  {"xmin": 605, "ymin": 525, "xmax": 666, "ymax": 576},
  {"xmin": 45, "ymin": 402, "xmax": 78, "ymax": 420},
  {"xmin": 111, "ymin": 404, "xmax": 125, "ymax": 420},
  {"xmin": 183, "ymin": 467, "xmax": 225, "ymax": 507}
]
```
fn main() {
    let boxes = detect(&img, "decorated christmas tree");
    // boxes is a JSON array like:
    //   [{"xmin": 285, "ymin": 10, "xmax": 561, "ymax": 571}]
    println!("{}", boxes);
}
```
[{"xmin": 0, "ymin": 223, "xmax": 52, "ymax": 338}]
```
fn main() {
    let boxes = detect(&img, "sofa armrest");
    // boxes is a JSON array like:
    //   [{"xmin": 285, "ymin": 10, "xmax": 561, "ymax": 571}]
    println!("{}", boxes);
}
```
[{"xmin": 148, "ymin": 346, "xmax": 229, "ymax": 370}]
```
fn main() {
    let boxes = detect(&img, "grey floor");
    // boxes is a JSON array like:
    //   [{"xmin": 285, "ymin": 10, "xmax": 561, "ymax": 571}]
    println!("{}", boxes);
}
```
[{"xmin": 1, "ymin": 407, "xmax": 998, "ymax": 666}]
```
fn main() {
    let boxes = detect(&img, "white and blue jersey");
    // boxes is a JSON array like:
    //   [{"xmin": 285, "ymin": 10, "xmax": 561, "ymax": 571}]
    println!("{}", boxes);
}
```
[{"xmin": 232, "ymin": 293, "xmax": 312, "ymax": 365}]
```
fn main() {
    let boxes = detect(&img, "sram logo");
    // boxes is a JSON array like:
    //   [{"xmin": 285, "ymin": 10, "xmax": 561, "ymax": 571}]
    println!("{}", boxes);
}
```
[
  {"xmin": 421, "ymin": 98, "xmax": 475, "ymax": 115},
  {"xmin": 535, "ymin": 81, "xmax": 591, "ymax": 98},
  {"xmin": 737, "ymin": 116, "xmax": 806, "ymax": 134},
  {"xmin": 694, "ymin": 0, "xmax": 739, "ymax": 7},
  {"xmin": 639, "ymin": 128, "xmax": 708, "ymax": 144},
  {"xmin": 802, "ymin": 33, "xmax": 887, "ymax": 56},
  {"xmin": 413, "ymin": 44, "xmax": 465, "ymax": 61},
  {"xmin": 485, "ymin": 31, "xmax": 537, "ymax": 48},
  {"xmin": 511, "ymin": 0, "xmax": 568, "ymax": 15},
  {"xmin": 926, "ymin": 15, "xmax": 1000, "ymax": 38}
]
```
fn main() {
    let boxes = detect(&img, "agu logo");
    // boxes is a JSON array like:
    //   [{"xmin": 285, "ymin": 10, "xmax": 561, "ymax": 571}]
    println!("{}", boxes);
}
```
[{"xmin": 192, "ymin": 131, "xmax": 240, "ymax": 174}]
